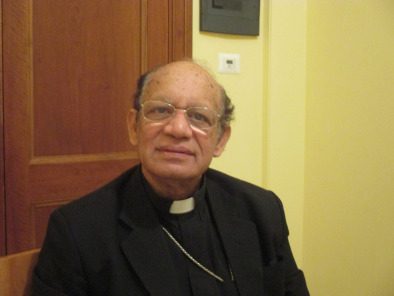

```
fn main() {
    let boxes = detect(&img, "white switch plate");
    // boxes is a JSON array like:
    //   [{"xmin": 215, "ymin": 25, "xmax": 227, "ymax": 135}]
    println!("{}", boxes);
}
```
[{"xmin": 218, "ymin": 53, "xmax": 240, "ymax": 74}]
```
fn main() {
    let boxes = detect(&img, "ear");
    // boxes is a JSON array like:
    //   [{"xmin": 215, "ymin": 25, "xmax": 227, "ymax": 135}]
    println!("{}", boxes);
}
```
[
  {"xmin": 213, "ymin": 126, "xmax": 231, "ymax": 157},
  {"xmin": 127, "ymin": 109, "xmax": 139, "ymax": 146}
]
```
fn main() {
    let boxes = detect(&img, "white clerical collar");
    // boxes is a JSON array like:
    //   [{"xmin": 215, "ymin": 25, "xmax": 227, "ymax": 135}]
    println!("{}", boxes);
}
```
[{"xmin": 169, "ymin": 197, "xmax": 195, "ymax": 214}]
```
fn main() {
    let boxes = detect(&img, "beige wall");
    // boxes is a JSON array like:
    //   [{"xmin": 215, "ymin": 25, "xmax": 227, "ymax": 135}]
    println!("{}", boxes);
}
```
[
  {"xmin": 193, "ymin": 0, "xmax": 394, "ymax": 295},
  {"xmin": 304, "ymin": 1, "xmax": 394, "ymax": 295},
  {"xmin": 263, "ymin": 0, "xmax": 307, "ymax": 265}
]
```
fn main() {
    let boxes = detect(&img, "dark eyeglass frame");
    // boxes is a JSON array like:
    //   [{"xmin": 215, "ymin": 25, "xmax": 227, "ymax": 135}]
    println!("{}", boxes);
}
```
[{"xmin": 139, "ymin": 100, "xmax": 221, "ymax": 133}]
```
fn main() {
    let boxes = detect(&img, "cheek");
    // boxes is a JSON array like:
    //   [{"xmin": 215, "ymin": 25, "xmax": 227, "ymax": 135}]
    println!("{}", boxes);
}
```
[
  {"xmin": 196, "ymin": 137, "xmax": 218, "ymax": 157},
  {"xmin": 138, "ymin": 133, "xmax": 155, "ymax": 149},
  {"xmin": 137, "ymin": 125, "xmax": 163, "ymax": 149}
]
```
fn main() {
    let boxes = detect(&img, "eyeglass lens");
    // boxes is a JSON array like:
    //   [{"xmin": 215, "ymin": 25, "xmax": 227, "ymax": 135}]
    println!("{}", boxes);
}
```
[{"xmin": 141, "ymin": 101, "xmax": 218, "ymax": 131}]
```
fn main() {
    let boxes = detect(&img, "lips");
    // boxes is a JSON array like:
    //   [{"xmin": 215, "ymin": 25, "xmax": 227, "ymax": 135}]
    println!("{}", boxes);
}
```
[{"xmin": 157, "ymin": 146, "xmax": 194, "ymax": 156}]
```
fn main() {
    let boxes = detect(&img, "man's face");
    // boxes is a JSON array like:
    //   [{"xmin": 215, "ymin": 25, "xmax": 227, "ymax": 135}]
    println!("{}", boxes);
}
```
[{"xmin": 127, "ymin": 62, "xmax": 230, "ymax": 187}]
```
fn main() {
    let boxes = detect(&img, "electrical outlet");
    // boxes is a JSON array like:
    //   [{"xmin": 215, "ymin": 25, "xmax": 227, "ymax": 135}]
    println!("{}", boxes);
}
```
[{"xmin": 218, "ymin": 53, "xmax": 240, "ymax": 74}]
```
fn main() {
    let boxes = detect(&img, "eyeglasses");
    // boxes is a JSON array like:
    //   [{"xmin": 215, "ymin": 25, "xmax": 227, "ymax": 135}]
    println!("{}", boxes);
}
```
[{"xmin": 140, "ymin": 100, "xmax": 221, "ymax": 132}]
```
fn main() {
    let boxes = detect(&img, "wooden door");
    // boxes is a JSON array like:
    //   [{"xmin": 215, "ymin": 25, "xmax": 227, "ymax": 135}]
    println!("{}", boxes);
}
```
[
  {"xmin": 2, "ymin": 0, "xmax": 192, "ymax": 255},
  {"xmin": 0, "ymin": 0, "xmax": 5, "ymax": 256}
]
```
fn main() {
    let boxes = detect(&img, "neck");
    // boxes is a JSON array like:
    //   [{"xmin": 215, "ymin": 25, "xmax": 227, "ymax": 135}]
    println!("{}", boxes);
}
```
[{"xmin": 142, "ymin": 170, "xmax": 201, "ymax": 200}]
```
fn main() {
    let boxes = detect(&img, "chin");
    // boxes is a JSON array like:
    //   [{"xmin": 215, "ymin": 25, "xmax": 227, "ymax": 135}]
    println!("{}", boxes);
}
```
[{"xmin": 151, "ymin": 165, "xmax": 201, "ymax": 181}]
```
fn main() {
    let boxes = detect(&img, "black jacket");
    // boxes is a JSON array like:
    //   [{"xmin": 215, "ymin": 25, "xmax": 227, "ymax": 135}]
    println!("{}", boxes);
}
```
[{"xmin": 33, "ymin": 166, "xmax": 309, "ymax": 295}]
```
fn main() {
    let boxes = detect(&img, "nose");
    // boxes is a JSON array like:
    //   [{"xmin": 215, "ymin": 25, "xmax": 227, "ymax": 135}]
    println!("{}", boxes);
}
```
[{"xmin": 163, "ymin": 109, "xmax": 193, "ymax": 138}]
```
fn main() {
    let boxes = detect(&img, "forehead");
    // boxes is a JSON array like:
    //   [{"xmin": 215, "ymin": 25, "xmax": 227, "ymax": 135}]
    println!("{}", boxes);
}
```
[{"xmin": 143, "ymin": 62, "xmax": 222, "ymax": 108}]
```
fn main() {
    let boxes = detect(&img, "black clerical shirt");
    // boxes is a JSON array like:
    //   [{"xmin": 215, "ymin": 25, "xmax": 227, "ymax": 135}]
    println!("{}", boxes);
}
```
[{"xmin": 143, "ymin": 175, "xmax": 240, "ymax": 296}]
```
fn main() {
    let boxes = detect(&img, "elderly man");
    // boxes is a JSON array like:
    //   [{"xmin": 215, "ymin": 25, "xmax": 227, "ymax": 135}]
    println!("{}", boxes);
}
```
[{"xmin": 33, "ymin": 60, "xmax": 309, "ymax": 295}]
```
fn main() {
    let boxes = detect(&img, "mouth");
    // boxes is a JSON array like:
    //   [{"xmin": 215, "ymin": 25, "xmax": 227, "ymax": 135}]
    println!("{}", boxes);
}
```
[{"xmin": 157, "ymin": 146, "xmax": 194, "ymax": 157}]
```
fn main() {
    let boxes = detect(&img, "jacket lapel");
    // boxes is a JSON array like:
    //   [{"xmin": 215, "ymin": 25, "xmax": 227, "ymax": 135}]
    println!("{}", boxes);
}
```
[
  {"xmin": 118, "ymin": 171, "xmax": 181, "ymax": 296},
  {"xmin": 120, "ymin": 227, "xmax": 181, "ymax": 296},
  {"xmin": 207, "ymin": 180, "xmax": 265, "ymax": 296}
]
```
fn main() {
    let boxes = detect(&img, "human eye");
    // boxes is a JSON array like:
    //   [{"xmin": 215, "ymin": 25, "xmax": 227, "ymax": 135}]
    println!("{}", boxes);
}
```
[
  {"xmin": 153, "ymin": 106, "xmax": 171, "ymax": 114},
  {"xmin": 144, "ymin": 102, "xmax": 173, "ymax": 120},
  {"xmin": 187, "ymin": 108, "xmax": 213, "ymax": 127}
]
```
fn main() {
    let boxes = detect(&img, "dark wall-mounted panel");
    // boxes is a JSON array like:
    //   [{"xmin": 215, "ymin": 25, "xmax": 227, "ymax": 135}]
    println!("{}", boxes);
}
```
[{"xmin": 200, "ymin": 0, "xmax": 260, "ymax": 36}]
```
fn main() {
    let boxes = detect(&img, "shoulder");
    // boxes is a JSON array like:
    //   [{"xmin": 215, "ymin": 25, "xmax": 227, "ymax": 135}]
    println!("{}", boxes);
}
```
[
  {"xmin": 206, "ymin": 168, "xmax": 280, "ymax": 206},
  {"xmin": 54, "ymin": 166, "xmax": 138, "ymax": 224},
  {"xmin": 42, "ymin": 166, "xmax": 141, "ymax": 257},
  {"xmin": 205, "ymin": 168, "xmax": 287, "ymax": 231}
]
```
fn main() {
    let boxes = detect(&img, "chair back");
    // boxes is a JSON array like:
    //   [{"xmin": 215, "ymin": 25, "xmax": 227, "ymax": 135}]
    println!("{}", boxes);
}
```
[{"xmin": 0, "ymin": 249, "xmax": 40, "ymax": 296}]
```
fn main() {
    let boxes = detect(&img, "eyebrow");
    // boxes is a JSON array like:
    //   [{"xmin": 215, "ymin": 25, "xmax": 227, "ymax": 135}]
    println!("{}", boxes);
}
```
[{"xmin": 147, "ymin": 96, "xmax": 216, "ymax": 109}]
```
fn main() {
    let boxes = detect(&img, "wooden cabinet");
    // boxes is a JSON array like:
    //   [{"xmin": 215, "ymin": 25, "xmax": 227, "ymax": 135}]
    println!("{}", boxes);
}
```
[{"xmin": 0, "ymin": 0, "xmax": 192, "ymax": 255}]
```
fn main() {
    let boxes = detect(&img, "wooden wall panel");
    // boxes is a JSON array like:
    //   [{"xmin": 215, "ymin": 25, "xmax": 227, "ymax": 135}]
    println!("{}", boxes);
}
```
[
  {"xmin": 147, "ymin": 0, "xmax": 170, "ymax": 68},
  {"xmin": 33, "ymin": 1, "xmax": 140, "ymax": 156},
  {"xmin": 0, "ymin": 0, "xmax": 5, "ymax": 256},
  {"xmin": 146, "ymin": 0, "xmax": 193, "ymax": 68},
  {"xmin": 171, "ymin": 0, "xmax": 193, "ymax": 60},
  {"xmin": 2, "ymin": 0, "xmax": 192, "ymax": 254},
  {"xmin": 3, "ymin": 0, "xmax": 33, "ymax": 255}
]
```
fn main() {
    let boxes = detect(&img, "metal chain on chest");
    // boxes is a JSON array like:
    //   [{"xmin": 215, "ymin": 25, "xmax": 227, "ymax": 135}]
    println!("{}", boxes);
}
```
[{"xmin": 160, "ymin": 225, "xmax": 225, "ymax": 282}]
